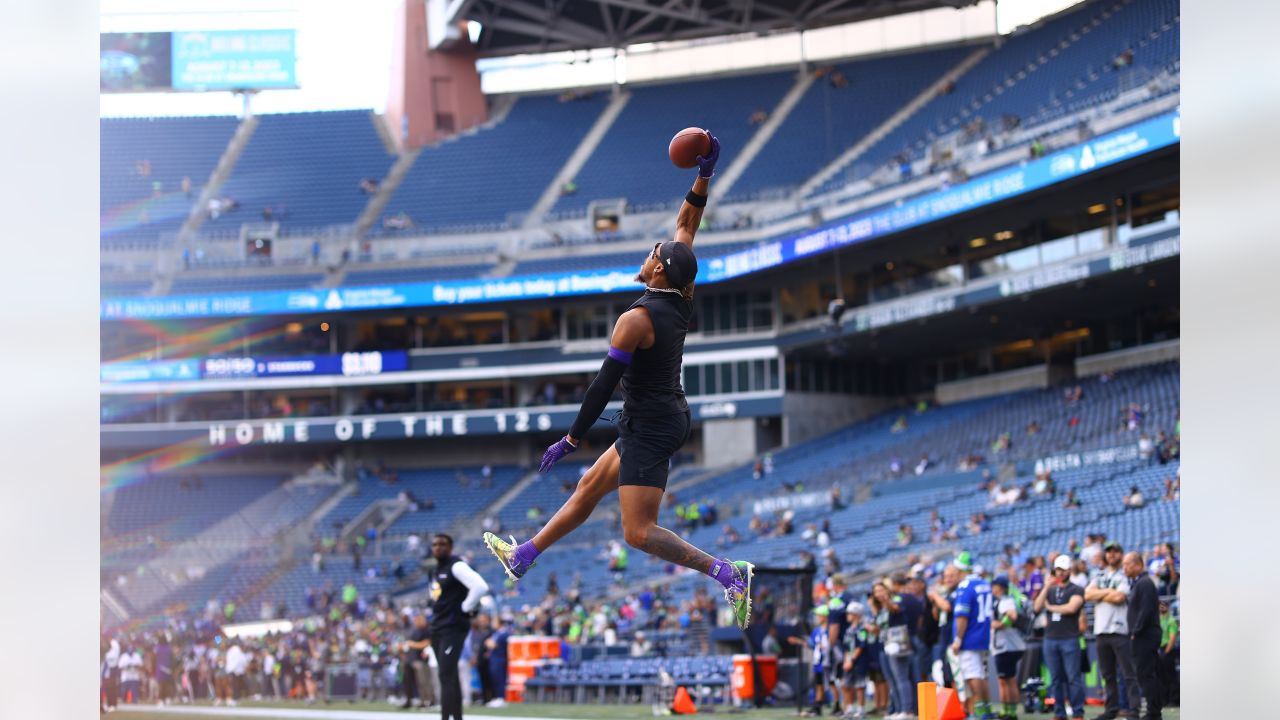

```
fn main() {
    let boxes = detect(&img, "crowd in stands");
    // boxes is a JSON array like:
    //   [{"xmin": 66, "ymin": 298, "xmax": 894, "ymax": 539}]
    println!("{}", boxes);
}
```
[
  {"xmin": 100, "ymin": 526, "xmax": 1180, "ymax": 719},
  {"xmin": 101, "ymin": 355, "xmax": 1180, "ymax": 716},
  {"xmin": 793, "ymin": 534, "xmax": 1178, "ymax": 720}
]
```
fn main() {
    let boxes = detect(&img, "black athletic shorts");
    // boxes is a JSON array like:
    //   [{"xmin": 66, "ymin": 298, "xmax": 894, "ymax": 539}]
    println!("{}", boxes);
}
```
[
  {"xmin": 615, "ymin": 410, "xmax": 691, "ymax": 490},
  {"xmin": 995, "ymin": 650, "xmax": 1024, "ymax": 679}
]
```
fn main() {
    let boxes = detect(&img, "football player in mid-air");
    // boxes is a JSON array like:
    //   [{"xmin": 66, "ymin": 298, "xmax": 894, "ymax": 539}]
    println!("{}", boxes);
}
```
[{"xmin": 483, "ymin": 133, "xmax": 754, "ymax": 628}]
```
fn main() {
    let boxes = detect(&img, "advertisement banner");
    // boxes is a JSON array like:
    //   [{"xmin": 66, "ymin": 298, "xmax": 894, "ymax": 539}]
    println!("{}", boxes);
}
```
[
  {"xmin": 171, "ymin": 29, "xmax": 297, "ymax": 90},
  {"xmin": 102, "ymin": 351, "xmax": 407, "ymax": 383},
  {"xmin": 100, "ymin": 112, "xmax": 1179, "ymax": 320},
  {"xmin": 98, "ymin": 394, "xmax": 784, "ymax": 448},
  {"xmin": 100, "ymin": 359, "xmax": 200, "ymax": 384},
  {"xmin": 705, "ymin": 112, "xmax": 1180, "ymax": 282},
  {"xmin": 776, "ymin": 237, "xmax": 1179, "ymax": 349}
]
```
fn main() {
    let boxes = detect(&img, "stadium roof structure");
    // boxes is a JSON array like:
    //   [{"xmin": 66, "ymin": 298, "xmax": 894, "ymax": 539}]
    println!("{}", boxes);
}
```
[{"xmin": 452, "ymin": 0, "xmax": 982, "ymax": 57}]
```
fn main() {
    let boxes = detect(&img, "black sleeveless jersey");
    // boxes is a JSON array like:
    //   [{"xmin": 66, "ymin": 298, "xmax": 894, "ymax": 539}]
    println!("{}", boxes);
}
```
[
  {"xmin": 621, "ymin": 290, "xmax": 693, "ymax": 417},
  {"xmin": 428, "ymin": 555, "xmax": 470, "ymax": 632}
]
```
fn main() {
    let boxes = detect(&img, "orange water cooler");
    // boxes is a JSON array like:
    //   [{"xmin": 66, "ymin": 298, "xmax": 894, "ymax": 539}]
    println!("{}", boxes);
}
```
[
  {"xmin": 730, "ymin": 654, "xmax": 778, "ymax": 700},
  {"xmin": 505, "ymin": 635, "xmax": 562, "ymax": 702}
]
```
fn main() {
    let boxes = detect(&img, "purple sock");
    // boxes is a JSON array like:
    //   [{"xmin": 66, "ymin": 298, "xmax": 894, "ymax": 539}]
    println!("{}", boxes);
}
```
[
  {"xmin": 514, "ymin": 541, "xmax": 541, "ymax": 567},
  {"xmin": 707, "ymin": 558, "xmax": 735, "ymax": 589}
]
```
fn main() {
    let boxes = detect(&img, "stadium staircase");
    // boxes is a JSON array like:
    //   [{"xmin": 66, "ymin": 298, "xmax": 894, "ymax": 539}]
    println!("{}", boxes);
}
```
[
  {"xmin": 454, "ymin": 361, "xmax": 1178, "ymax": 601},
  {"xmin": 176, "ymin": 114, "xmax": 260, "ymax": 244},
  {"xmin": 369, "ymin": 111, "xmax": 398, "ymax": 155},
  {"xmin": 354, "ymin": 147, "xmax": 422, "ymax": 240},
  {"xmin": 485, "ymin": 93, "xmax": 521, "ymax": 127},
  {"xmin": 101, "ymin": 587, "xmax": 130, "ymax": 624},
  {"xmin": 320, "ymin": 263, "xmax": 347, "ymax": 288},
  {"xmin": 524, "ymin": 90, "xmax": 632, "ymax": 228},
  {"xmin": 796, "ymin": 46, "xmax": 991, "ymax": 198},
  {"xmin": 360, "ymin": 94, "xmax": 519, "ymax": 235},
  {"xmin": 809, "ymin": 0, "xmax": 1180, "ymax": 198},
  {"xmin": 708, "ymin": 70, "xmax": 815, "ymax": 205},
  {"xmin": 298, "ymin": 478, "xmax": 354, "ymax": 529},
  {"xmin": 377, "ymin": 92, "xmax": 610, "ymax": 232},
  {"xmin": 665, "ymin": 464, "xmax": 734, "ymax": 494},
  {"xmin": 551, "ymin": 70, "xmax": 795, "ymax": 214},
  {"xmin": 341, "ymin": 498, "xmax": 408, "ymax": 550},
  {"xmin": 103, "ymin": 474, "xmax": 340, "ymax": 616},
  {"xmin": 474, "ymin": 468, "xmax": 544, "ymax": 522},
  {"xmin": 484, "ymin": 256, "xmax": 520, "ymax": 279}
]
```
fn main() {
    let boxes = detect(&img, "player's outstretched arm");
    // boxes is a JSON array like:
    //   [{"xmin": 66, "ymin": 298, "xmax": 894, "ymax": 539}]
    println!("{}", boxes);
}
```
[
  {"xmin": 674, "ymin": 133, "xmax": 719, "ymax": 248},
  {"xmin": 538, "ymin": 309, "xmax": 652, "ymax": 473}
]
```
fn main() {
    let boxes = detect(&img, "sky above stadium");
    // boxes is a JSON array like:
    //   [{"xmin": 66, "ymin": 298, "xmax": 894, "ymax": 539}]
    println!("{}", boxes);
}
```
[{"xmin": 100, "ymin": 0, "xmax": 1083, "ymax": 117}]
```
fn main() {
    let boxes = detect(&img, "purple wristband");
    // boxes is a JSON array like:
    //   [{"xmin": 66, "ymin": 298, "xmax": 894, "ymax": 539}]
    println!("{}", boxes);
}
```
[{"xmin": 607, "ymin": 346, "xmax": 633, "ymax": 364}]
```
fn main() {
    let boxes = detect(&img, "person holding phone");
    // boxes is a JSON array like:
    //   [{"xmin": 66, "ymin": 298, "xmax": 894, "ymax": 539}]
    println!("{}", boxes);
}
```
[{"xmin": 1034, "ymin": 555, "xmax": 1086, "ymax": 720}]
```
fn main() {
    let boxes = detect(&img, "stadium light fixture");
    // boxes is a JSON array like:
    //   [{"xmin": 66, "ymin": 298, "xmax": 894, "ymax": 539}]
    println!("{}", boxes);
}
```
[
  {"xmin": 1087, "ymin": 203, "xmax": 1107, "ymax": 214},
  {"xmin": 969, "ymin": 237, "xmax": 987, "ymax": 248},
  {"xmin": 993, "ymin": 230, "xmax": 1014, "ymax": 241}
]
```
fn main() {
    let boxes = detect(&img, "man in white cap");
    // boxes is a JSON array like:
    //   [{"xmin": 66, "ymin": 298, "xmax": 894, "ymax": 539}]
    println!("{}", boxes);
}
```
[
  {"xmin": 1033, "ymin": 554, "xmax": 1086, "ymax": 720},
  {"xmin": 789, "ymin": 604, "xmax": 833, "ymax": 716}
]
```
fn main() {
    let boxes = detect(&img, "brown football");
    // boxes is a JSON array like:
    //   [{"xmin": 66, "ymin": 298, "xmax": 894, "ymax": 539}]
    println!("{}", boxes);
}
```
[{"xmin": 668, "ymin": 127, "xmax": 711, "ymax": 169}]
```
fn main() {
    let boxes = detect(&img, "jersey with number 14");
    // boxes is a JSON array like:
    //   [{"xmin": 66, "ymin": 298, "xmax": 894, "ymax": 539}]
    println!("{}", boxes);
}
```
[{"xmin": 952, "ymin": 575, "xmax": 993, "ymax": 652}]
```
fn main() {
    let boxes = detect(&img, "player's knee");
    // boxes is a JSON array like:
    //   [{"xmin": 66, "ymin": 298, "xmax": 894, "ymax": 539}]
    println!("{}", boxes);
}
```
[{"xmin": 622, "ymin": 523, "xmax": 651, "ymax": 550}]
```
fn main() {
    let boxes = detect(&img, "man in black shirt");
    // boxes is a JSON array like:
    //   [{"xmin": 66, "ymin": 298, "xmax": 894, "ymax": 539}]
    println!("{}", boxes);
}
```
[
  {"xmin": 428, "ymin": 534, "xmax": 489, "ymax": 720},
  {"xmin": 892, "ymin": 573, "xmax": 927, "ymax": 686},
  {"xmin": 1034, "ymin": 555, "xmax": 1086, "ymax": 719},
  {"xmin": 401, "ymin": 612, "xmax": 435, "ymax": 709},
  {"xmin": 1124, "ymin": 552, "xmax": 1163, "ymax": 720},
  {"xmin": 472, "ymin": 614, "xmax": 496, "ymax": 703},
  {"xmin": 483, "ymin": 134, "xmax": 754, "ymax": 629}
]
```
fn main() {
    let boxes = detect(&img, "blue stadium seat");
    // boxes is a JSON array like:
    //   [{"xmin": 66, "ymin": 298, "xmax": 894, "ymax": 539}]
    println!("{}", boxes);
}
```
[
  {"xmin": 822, "ymin": 0, "xmax": 1180, "ymax": 195},
  {"xmin": 381, "ymin": 93, "xmax": 611, "ymax": 231},
  {"xmin": 100, "ymin": 116, "xmax": 239, "ymax": 244},
  {"xmin": 168, "ymin": 272, "xmax": 326, "ymax": 294},
  {"xmin": 343, "ymin": 264, "xmax": 495, "ymax": 286},
  {"xmin": 211, "ymin": 110, "xmax": 395, "ymax": 233},
  {"xmin": 460, "ymin": 361, "xmax": 1179, "ymax": 601},
  {"xmin": 552, "ymin": 71, "xmax": 795, "ymax": 214},
  {"xmin": 729, "ymin": 46, "xmax": 972, "ymax": 202}
]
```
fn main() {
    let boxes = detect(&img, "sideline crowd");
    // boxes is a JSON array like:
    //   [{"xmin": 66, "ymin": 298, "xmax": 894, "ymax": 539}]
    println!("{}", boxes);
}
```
[{"xmin": 799, "ymin": 538, "xmax": 1178, "ymax": 720}]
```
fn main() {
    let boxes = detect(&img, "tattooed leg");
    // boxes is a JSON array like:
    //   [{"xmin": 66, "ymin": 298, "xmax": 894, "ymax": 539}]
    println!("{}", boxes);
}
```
[{"xmin": 618, "ymin": 484, "xmax": 715, "ymax": 572}]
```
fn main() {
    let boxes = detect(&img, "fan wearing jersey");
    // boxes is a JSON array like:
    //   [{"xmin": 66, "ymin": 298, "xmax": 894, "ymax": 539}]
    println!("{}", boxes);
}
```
[
  {"xmin": 802, "ymin": 604, "xmax": 833, "ymax": 716},
  {"xmin": 991, "ymin": 575, "xmax": 1028, "ymax": 720},
  {"xmin": 950, "ymin": 554, "xmax": 996, "ymax": 720},
  {"xmin": 841, "ymin": 603, "xmax": 871, "ymax": 719},
  {"xmin": 481, "ymin": 134, "xmax": 755, "ymax": 628}
]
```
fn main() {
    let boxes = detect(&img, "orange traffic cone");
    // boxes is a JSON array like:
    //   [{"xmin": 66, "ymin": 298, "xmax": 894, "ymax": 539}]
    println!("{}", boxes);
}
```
[
  {"xmin": 936, "ymin": 686, "xmax": 966, "ymax": 720},
  {"xmin": 673, "ymin": 686, "xmax": 698, "ymax": 715},
  {"xmin": 917, "ymin": 682, "xmax": 938, "ymax": 720}
]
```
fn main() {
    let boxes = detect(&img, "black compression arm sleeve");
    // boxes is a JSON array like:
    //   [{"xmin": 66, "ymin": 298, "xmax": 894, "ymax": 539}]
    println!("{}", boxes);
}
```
[{"xmin": 569, "ymin": 356, "xmax": 628, "ymax": 440}]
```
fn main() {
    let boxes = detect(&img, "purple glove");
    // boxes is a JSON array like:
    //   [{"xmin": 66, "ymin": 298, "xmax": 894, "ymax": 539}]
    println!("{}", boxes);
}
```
[
  {"xmin": 697, "ymin": 133, "xmax": 721, "ymax": 178},
  {"xmin": 539, "ymin": 436, "xmax": 578, "ymax": 473}
]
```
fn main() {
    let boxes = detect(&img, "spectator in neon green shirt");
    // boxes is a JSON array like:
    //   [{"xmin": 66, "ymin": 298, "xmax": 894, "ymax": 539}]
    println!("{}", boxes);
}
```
[{"xmin": 1159, "ymin": 601, "xmax": 1179, "ymax": 706}]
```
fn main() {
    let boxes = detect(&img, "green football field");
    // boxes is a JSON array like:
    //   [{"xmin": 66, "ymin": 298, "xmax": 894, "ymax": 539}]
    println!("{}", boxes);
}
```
[{"xmin": 109, "ymin": 700, "xmax": 1181, "ymax": 720}]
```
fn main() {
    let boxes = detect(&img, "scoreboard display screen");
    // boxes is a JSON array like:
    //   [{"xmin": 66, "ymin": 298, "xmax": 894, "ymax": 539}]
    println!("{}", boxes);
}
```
[
  {"xmin": 101, "ymin": 29, "xmax": 297, "ymax": 93},
  {"xmin": 171, "ymin": 30, "xmax": 298, "ymax": 90},
  {"xmin": 100, "ymin": 32, "xmax": 172, "ymax": 92}
]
